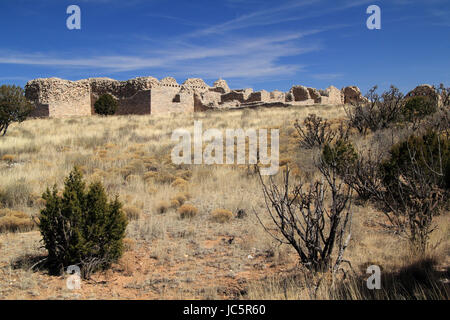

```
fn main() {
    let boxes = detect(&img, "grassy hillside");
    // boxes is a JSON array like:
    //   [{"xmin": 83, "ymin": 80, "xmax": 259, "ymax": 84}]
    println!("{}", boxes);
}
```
[{"xmin": 0, "ymin": 104, "xmax": 448, "ymax": 299}]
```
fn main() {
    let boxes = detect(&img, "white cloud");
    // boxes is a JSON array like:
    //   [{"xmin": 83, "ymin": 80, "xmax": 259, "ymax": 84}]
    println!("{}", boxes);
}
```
[
  {"xmin": 186, "ymin": 0, "xmax": 321, "ymax": 37},
  {"xmin": 186, "ymin": 0, "xmax": 372, "ymax": 38},
  {"xmin": 0, "ymin": 31, "xmax": 322, "ymax": 79}
]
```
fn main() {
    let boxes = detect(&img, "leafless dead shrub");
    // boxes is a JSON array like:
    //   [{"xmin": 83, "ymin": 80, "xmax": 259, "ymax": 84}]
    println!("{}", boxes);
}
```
[
  {"xmin": 294, "ymin": 114, "xmax": 336, "ymax": 149},
  {"xmin": 256, "ymin": 164, "xmax": 353, "ymax": 275}
]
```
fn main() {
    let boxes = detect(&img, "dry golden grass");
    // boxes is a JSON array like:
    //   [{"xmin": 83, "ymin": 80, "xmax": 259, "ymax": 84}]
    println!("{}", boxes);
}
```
[
  {"xmin": 1, "ymin": 154, "xmax": 16, "ymax": 162},
  {"xmin": 0, "ymin": 104, "xmax": 447, "ymax": 300},
  {"xmin": 171, "ymin": 178, "xmax": 188, "ymax": 189},
  {"xmin": 177, "ymin": 204, "xmax": 199, "ymax": 219},
  {"xmin": 156, "ymin": 200, "xmax": 170, "ymax": 214},
  {"xmin": 171, "ymin": 193, "xmax": 187, "ymax": 205},
  {"xmin": 123, "ymin": 205, "xmax": 142, "ymax": 221},
  {"xmin": 0, "ymin": 208, "xmax": 35, "ymax": 233},
  {"xmin": 210, "ymin": 209, "xmax": 233, "ymax": 223}
]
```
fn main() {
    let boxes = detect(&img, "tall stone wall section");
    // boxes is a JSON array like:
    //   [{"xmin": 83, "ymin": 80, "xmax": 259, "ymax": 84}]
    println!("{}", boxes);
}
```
[
  {"xmin": 116, "ymin": 90, "xmax": 151, "ymax": 115},
  {"xmin": 25, "ymin": 78, "xmax": 91, "ymax": 118},
  {"xmin": 150, "ymin": 86, "xmax": 194, "ymax": 115},
  {"xmin": 89, "ymin": 77, "xmax": 157, "ymax": 115}
]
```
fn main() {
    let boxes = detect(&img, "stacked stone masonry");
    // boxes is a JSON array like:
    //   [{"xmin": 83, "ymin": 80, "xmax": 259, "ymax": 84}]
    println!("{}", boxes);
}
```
[{"xmin": 24, "ymin": 76, "xmax": 438, "ymax": 118}]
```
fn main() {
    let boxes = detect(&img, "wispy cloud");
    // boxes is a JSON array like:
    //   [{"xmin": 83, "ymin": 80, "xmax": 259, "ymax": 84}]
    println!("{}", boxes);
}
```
[
  {"xmin": 0, "ymin": 30, "xmax": 323, "ymax": 79},
  {"xmin": 0, "ymin": 0, "xmax": 381, "ymax": 84},
  {"xmin": 186, "ymin": 0, "xmax": 321, "ymax": 37},
  {"xmin": 186, "ymin": 0, "xmax": 371, "ymax": 37}
]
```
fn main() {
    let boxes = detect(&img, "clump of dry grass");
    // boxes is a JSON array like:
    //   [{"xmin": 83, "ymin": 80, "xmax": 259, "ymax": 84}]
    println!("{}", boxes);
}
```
[
  {"xmin": 210, "ymin": 209, "xmax": 233, "ymax": 223},
  {"xmin": 143, "ymin": 171, "xmax": 157, "ymax": 182},
  {"xmin": 1, "ymin": 154, "xmax": 16, "ymax": 163},
  {"xmin": 153, "ymin": 171, "xmax": 176, "ymax": 184},
  {"xmin": 123, "ymin": 238, "xmax": 136, "ymax": 251},
  {"xmin": 171, "ymin": 178, "xmax": 188, "ymax": 188},
  {"xmin": 171, "ymin": 193, "xmax": 187, "ymax": 206},
  {"xmin": 118, "ymin": 252, "xmax": 137, "ymax": 276},
  {"xmin": 0, "ymin": 180, "xmax": 33, "ymax": 207},
  {"xmin": 156, "ymin": 200, "xmax": 170, "ymax": 214},
  {"xmin": 244, "ymin": 254, "xmax": 449, "ymax": 300},
  {"xmin": 0, "ymin": 209, "xmax": 35, "ymax": 233},
  {"xmin": 177, "ymin": 204, "xmax": 198, "ymax": 219},
  {"xmin": 123, "ymin": 205, "xmax": 142, "ymax": 221},
  {"xmin": 170, "ymin": 199, "xmax": 181, "ymax": 209}
]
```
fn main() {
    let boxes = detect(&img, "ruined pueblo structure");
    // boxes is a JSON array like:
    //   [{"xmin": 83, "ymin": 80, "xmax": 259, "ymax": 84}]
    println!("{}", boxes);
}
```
[{"xmin": 25, "ymin": 76, "xmax": 431, "ymax": 119}]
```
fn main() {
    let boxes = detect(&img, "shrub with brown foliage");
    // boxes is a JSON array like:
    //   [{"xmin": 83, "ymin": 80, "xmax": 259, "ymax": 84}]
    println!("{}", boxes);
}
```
[
  {"xmin": 177, "ymin": 204, "xmax": 198, "ymax": 219},
  {"xmin": 210, "ymin": 209, "xmax": 233, "ymax": 223},
  {"xmin": 156, "ymin": 200, "xmax": 170, "ymax": 214},
  {"xmin": 123, "ymin": 205, "xmax": 142, "ymax": 221}
]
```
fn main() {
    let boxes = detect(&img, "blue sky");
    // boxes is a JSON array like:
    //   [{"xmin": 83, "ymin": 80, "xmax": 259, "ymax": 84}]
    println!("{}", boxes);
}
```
[{"xmin": 0, "ymin": 0, "xmax": 448, "ymax": 93}]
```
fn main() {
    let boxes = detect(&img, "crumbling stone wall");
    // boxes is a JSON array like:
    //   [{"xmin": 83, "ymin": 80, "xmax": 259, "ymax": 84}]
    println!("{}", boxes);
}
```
[
  {"xmin": 342, "ymin": 86, "xmax": 368, "ymax": 105},
  {"xmin": 29, "ymin": 104, "xmax": 50, "ymax": 117},
  {"xmin": 90, "ymin": 77, "xmax": 158, "ymax": 115},
  {"xmin": 182, "ymin": 78, "xmax": 209, "ymax": 93},
  {"xmin": 270, "ymin": 90, "xmax": 285, "ymax": 102},
  {"xmin": 290, "ymin": 85, "xmax": 310, "ymax": 101},
  {"xmin": 25, "ymin": 78, "xmax": 91, "ymax": 118},
  {"xmin": 317, "ymin": 86, "xmax": 344, "ymax": 105},
  {"xmin": 221, "ymin": 91, "xmax": 247, "ymax": 104},
  {"xmin": 212, "ymin": 79, "xmax": 231, "ymax": 94},
  {"xmin": 307, "ymin": 87, "xmax": 321, "ymax": 103},
  {"xmin": 151, "ymin": 86, "xmax": 194, "ymax": 115},
  {"xmin": 405, "ymin": 84, "xmax": 442, "ymax": 107},
  {"xmin": 247, "ymin": 90, "xmax": 270, "ymax": 103},
  {"xmin": 116, "ymin": 90, "xmax": 151, "ymax": 115},
  {"xmin": 25, "ymin": 76, "xmax": 367, "ymax": 118}
]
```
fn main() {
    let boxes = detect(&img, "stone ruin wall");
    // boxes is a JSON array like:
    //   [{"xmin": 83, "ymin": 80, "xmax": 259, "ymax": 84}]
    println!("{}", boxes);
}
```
[
  {"xmin": 89, "ymin": 77, "xmax": 158, "ymax": 115},
  {"xmin": 25, "ymin": 78, "xmax": 91, "ymax": 118},
  {"xmin": 150, "ymin": 86, "xmax": 193, "ymax": 115},
  {"xmin": 404, "ymin": 84, "xmax": 443, "ymax": 107},
  {"xmin": 25, "ymin": 76, "xmax": 436, "ymax": 118}
]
